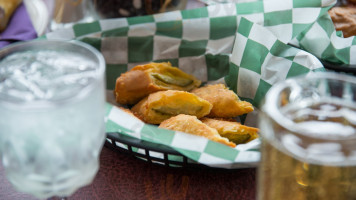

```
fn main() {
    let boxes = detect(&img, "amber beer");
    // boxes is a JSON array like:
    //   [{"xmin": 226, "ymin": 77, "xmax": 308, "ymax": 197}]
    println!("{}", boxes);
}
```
[
  {"xmin": 257, "ymin": 72, "xmax": 356, "ymax": 200},
  {"xmin": 258, "ymin": 141, "xmax": 356, "ymax": 200}
]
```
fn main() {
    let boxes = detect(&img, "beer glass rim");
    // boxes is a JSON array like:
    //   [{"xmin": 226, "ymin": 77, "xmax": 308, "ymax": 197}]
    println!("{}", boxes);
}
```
[
  {"xmin": 261, "ymin": 71, "xmax": 356, "ymax": 140},
  {"xmin": 0, "ymin": 39, "xmax": 106, "ymax": 110}
]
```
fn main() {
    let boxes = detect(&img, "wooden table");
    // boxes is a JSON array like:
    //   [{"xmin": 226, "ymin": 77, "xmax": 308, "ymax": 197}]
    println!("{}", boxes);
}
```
[{"xmin": 0, "ymin": 147, "xmax": 257, "ymax": 200}]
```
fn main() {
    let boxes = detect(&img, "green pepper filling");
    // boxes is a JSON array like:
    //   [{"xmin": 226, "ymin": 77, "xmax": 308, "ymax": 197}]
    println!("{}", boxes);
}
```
[
  {"xmin": 152, "ymin": 105, "xmax": 203, "ymax": 116},
  {"xmin": 152, "ymin": 73, "xmax": 193, "ymax": 87},
  {"xmin": 222, "ymin": 133, "xmax": 251, "ymax": 145}
]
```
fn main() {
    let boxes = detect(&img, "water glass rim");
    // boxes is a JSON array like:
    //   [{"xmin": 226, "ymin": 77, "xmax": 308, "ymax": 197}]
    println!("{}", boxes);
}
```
[{"xmin": 0, "ymin": 39, "xmax": 106, "ymax": 110}]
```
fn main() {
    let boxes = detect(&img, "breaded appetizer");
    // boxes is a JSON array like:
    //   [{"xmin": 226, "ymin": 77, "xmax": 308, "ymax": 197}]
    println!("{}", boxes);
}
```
[
  {"xmin": 114, "ymin": 62, "xmax": 201, "ymax": 105},
  {"xmin": 131, "ymin": 90, "xmax": 212, "ymax": 124},
  {"xmin": 201, "ymin": 118, "xmax": 259, "ymax": 144},
  {"xmin": 328, "ymin": 7, "xmax": 356, "ymax": 38},
  {"xmin": 191, "ymin": 84, "xmax": 254, "ymax": 118},
  {"xmin": 159, "ymin": 114, "xmax": 236, "ymax": 148}
]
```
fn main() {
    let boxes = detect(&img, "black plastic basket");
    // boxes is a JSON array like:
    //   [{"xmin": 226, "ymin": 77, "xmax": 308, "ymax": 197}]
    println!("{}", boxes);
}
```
[
  {"xmin": 104, "ymin": 132, "xmax": 211, "ymax": 169},
  {"xmin": 321, "ymin": 61, "xmax": 356, "ymax": 75}
]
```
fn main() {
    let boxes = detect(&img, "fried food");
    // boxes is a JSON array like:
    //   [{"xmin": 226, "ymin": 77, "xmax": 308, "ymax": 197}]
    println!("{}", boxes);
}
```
[
  {"xmin": 329, "ymin": 6, "xmax": 356, "ymax": 38},
  {"xmin": 191, "ymin": 84, "xmax": 254, "ymax": 118},
  {"xmin": 114, "ymin": 62, "xmax": 201, "ymax": 105},
  {"xmin": 0, "ymin": 0, "xmax": 22, "ymax": 32},
  {"xmin": 159, "ymin": 114, "xmax": 236, "ymax": 148},
  {"xmin": 131, "ymin": 90, "xmax": 212, "ymax": 124},
  {"xmin": 201, "ymin": 118, "xmax": 259, "ymax": 145}
]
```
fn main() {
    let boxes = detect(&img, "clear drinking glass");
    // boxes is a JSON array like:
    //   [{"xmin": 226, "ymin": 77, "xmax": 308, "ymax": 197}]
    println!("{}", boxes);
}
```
[
  {"xmin": 50, "ymin": 0, "xmax": 98, "ymax": 31},
  {"xmin": 257, "ymin": 72, "xmax": 356, "ymax": 200},
  {"xmin": 0, "ymin": 40, "xmax": 106, "ymax": 199}
]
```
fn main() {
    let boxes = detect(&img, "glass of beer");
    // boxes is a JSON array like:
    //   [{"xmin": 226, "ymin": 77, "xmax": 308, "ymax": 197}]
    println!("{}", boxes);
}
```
[{"xmin": 257, "ymin": 72, "xmax": 356, "ymax": 200}]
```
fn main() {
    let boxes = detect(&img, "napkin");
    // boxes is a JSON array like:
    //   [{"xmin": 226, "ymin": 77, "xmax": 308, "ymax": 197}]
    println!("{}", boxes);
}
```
[
  {"xmin": 43, "ymin": 0, "xmax": 354, "ymax": 169},
  {"xmin": 0, "ymin": 3, "xmax": 37, "ymax": 49}
]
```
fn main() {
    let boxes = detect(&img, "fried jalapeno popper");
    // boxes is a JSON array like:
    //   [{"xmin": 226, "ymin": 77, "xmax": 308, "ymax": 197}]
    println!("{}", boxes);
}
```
[
  {"xmin": 201, "ymin": 118, "xmax": 259, "ymax": 144},
  {"xmin": 132, "ymin": 90, "xmax": 212, "ymax": 124},
  {"xmin": 115, "ymin": 62, "xmax": 201, "ymax": 105},
  {"xmin": 159, "ymin": 114, "xmax": 236, "ymax": 148},
  {"xmin": 191, "ymin": 84, "xmax": 254, "ymax": 118}
]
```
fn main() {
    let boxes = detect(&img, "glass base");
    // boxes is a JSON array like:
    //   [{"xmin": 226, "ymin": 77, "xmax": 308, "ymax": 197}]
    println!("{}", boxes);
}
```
[{"xmin": 50, "ymin": 16, "xmax": 96, "ymax": 32}]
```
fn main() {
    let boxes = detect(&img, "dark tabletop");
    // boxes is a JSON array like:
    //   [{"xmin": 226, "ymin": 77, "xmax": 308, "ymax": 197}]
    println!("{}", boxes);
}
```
[{"xmin": 0, "ymin": 147, "xmax": 257, "ymax": 200}]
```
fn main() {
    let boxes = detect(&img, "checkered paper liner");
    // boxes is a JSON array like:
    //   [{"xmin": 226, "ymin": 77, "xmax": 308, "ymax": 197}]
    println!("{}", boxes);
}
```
[
  {"xmin": 44, "ymin": 0, "xmax": 354, "ymax": 169},
  {"xmin": 199, "ymin": 0, "xmax": 258, "ymax": 5}
]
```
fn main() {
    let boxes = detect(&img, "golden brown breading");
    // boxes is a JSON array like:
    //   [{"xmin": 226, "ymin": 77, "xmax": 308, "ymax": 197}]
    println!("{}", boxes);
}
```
[
  {"xmin": 191, "ymin": 84, "xmax": 254, "ymax": 118},
  {"xmin": 201, "ymin": 118, "xmax": 259, "ymax": 144},
  {"xmin": 328, "ymin": 7, "xmax": 356, "ymax": 38},
  {"xmin": 114, "ymin": 62, "xmax": 201, "ymax": 105},
  {"xmin": 159, "ymin": 114, "xmax": 236, "ymax": 148},
  {"xmin": 131, "ymin": 90, "xmax": 212, "ymax": 124}
]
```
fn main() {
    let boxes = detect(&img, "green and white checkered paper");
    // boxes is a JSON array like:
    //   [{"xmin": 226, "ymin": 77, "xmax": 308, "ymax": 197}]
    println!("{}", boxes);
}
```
[{"xmin": 45, "ymin": 0, "xmax": 355, "ymax": 168}]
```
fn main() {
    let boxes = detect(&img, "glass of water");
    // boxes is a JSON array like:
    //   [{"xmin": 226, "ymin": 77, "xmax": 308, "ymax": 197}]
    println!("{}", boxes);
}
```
[
  {"xmin": 50, "ymin": 0, "xmax": 98, "ymax": 31},
  {"xmin": 0, "ymin": 40, "xmax": 106, "ymax": 199},
  {"xmin": 257, "ymin": 72, "xmax": 356, "ymax": 200}
]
